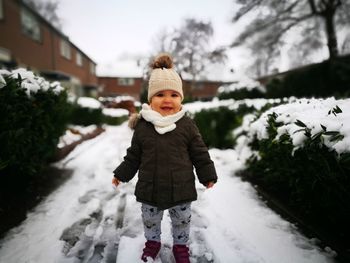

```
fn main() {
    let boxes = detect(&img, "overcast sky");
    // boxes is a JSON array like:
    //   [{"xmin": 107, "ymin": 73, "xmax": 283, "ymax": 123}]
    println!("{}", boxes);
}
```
[{"xmin": 57, "ymin": 0, "xmax": 251, "ymax": 80}]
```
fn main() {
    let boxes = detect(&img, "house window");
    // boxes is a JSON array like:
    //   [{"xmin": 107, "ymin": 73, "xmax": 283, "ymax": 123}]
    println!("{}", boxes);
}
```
[
  {"xmin": 89, "ymin": 62, "xmax": 95, "ymax": 75},
  {"xmin": 118, "ymin": 78, "xmax": 135, "ymax": 86},
  {"xmin": 20, "ymin": 8, "xmax": 41, "ymax": 42},
  {"xmin": 76, "ymin": 52, "xmax": 83, "ymax": 66},
  {"xmin": 60, "ymin": 39, "xmax": 71, "ymax": 60},
  {"xmin": 0, "ymin": 47, "xmax": 11, "ymax": 62},
  {"xmin": 0, "ymin": 0, "xmax": 4, "ymax": 20}
]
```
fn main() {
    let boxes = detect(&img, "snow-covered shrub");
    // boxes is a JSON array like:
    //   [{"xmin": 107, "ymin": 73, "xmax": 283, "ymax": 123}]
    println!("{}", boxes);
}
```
[
  {"xmin": 184, "ymin": 97, "xmax": 291, "ymax": 149},
  {"xmin": 218, "ymin": 87, "xmax": 265, "ymax": 100},
  {"xmin": 70, "ymin": 96, "xmax": 128, "ymax": 126},
  {"xmin": 102, "ymin": 108, "xmax": 129, "ymax": 125},
  {"xmin": 0, "ymin": 69, "xmax": 70, "ymax": 187},
  {"xmin": 69, "ymin": 103, "xmax": 103, "ymax": 126},
  {"xmin": 217, "ymin": 76, "xmax": 265, "ymax": 100},
  {"xmin": 192, "ymin": 104, "xmax": 256, "ymax": 149},
  {"xmin": 69, "ymin": 96, "xmax": 103, "ymax": 125},
  {"xmin": 239, "ymin": 97, "xmax": 350, "ymax": 243}
]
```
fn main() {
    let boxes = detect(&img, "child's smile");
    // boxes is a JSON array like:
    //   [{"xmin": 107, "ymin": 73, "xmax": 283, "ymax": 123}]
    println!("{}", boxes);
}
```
[
  {"xmin": 150, "ymin": 90, "xmax": 182, "ymax": 116},
  {"xmin": 160, "ymin": 106, "xmax": 174, "ymax": 112}
]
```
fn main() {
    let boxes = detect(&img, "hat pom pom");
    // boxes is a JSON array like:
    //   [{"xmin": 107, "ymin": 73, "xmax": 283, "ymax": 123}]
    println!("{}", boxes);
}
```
[{"xmin": 151, "ymin": 53, "xmax": 174, "ymax": 69}]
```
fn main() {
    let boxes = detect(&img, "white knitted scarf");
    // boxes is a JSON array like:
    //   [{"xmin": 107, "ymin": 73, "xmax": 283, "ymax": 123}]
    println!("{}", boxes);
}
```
[{"xmin": 140, "ymin": 103, "xmax": 185, "ymax": 134}]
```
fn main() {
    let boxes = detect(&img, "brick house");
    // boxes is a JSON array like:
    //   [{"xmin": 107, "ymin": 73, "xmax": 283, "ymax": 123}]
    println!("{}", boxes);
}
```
[
  {"xmin": 98, "ymin": 75, "xmax": 233, "ymax": 102},
  {"xmin": 0, "ymin": 0, "xmax": 98, "ymax": 97},
  {"xmin": 98, "ymin": 76, "xmax": 144, "ymax": 101},
  {"xmin": 184, "ymin": 80, "xmax": 234, "ymax": 101}
]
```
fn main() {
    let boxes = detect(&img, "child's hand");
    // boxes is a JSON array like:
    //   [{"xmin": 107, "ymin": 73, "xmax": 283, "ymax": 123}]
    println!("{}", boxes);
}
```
[
  {"xmin": 205, "ymin": 181, "xmax": 215, "ymax": 189},
  {"xmin": 112, "ymin": 177, "xmax": 120, "ymax": 188}
]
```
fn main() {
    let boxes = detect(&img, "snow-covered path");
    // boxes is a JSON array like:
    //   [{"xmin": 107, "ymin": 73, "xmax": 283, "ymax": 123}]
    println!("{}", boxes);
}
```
[{"xmin": 0, "ymin": 123, "xmax": 335, "ymax": 263}]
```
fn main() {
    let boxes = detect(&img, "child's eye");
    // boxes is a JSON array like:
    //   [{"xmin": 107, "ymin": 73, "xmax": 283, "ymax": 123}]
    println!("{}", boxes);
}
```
[
  {"xmin": 156, "ymin": 93, "xmax": 164, "ymax": 97},
  {"xmin": 171, "ymin": 93, "xmax": 179, "ymax": 97}
]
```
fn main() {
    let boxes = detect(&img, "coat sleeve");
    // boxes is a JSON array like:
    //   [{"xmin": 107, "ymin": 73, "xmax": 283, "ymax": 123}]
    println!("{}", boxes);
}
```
[
  {"xmin": 113, "ymin": 130, "xmax": 141, "ymax": 182},
  {"xmin": 188, "ymin": 119, "xmax": 218, "ymax": 185}
]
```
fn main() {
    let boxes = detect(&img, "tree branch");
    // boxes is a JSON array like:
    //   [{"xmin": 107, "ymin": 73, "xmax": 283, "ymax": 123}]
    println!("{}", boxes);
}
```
[
  {"xmin": 308, "ymin": 0, "xmax": 321, "ymax": 14},
  {"xmin": 233, "ymin": 0, "xmax": 264, "ymax": 21},
  {"xmin": 232, "ymin": 12, "xmax": 314, "ymax": 47},
  {"xmin": 320, "ymin": 0, "xmax": 328, "ymax": 10}
]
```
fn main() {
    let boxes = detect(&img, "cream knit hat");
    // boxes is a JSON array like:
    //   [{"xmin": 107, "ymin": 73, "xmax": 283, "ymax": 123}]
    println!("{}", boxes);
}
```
[{"xmin": 148, "ymin": 53, "xmax": 183, "ymax": 102}]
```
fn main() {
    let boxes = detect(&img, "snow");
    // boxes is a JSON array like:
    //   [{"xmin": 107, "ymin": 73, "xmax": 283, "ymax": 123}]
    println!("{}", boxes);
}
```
[
  {"xmin": 76, "ymin": 96, "xmax": 136, "ymax": 114},
  {"xmin": 0, "ymin": 68, "xmax": 64, "ymax": 95},
  {"xmin": 217, "ymin": 75, "xmax": 266, "ymax": 93},
  {"xmin": 107, "ymin": 95, "xmax": 136, "ymax": 103},
  {"xmin": 77, "ymin": 97, "xmax": 102, "ymax": 109},
  {"xmin": 0, "ymin": 72, "xmax": 7, "ymax": 88},
  {"xmin": 1, "ymin": 93, "xmax": 346, "ymax": 262},
  {"xmin": 102, "ymin": 108, "xmax": 129, "ymax": 117},
  {"xmin": 243, "ymin": 97, "xmax": 350, "ymax": 154},
  {"xmin": 0, "ymin": 121, "xmax": 335, "ymax": 263},
  {"xmin": 183, "ymin": 97, "xmax": 295, "ymax": 114},
  {"xmin": 57, "ymin": 125, "xmax": 99, "ymax": 148}
]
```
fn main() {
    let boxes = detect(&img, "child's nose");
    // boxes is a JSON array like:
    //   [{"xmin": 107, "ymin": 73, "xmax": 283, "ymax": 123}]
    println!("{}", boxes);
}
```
[{"xmin": 163, "ymin": 95, "xmax": 172, "ymax": 101}]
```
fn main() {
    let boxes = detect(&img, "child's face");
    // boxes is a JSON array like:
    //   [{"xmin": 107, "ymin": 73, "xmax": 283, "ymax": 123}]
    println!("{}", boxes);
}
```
[{"xmin": 150, "ymin": 90, "xmax": 182, "ymax": 116}]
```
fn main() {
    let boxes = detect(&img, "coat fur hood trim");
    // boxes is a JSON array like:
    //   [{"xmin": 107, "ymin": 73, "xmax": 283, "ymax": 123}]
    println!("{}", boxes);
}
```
[{"xmin": 128, "ymin": 113, "xmax": 141, "ymax": 129}]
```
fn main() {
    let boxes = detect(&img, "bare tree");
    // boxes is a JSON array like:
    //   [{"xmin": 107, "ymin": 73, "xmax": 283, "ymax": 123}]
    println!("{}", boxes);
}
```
[
  {"xmin": 152, "ymin": 19, "xmax": 227, "ymax": 96},
  {"xmin": 172, "ymin": 19, "xmax": 227, "ymax": 81},
  {"xmin": 152, "ymin": 28, "xmax": 176, "ymax": 56},
  {"xmin": 247, "ymin": 51, "xmax": 276, "ymax": 78},
  {"xmin": 231, "ymin": 0, "xmax": 350, "ymax": 72},
  {"xmin": 24, "ymin": 0, "xmax": 62, "ymax": 29},
  {"xmin": 339, "ymin": 29, "xmax": 350, "ymax": 53}
]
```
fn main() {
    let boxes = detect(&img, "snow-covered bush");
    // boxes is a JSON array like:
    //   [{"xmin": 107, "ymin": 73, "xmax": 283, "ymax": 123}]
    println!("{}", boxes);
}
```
[
  {"xmin": 245, "ymin": 98, "xmax": 350, "ymax": 155},
  {"xmin": 0, "ymin": 68, "xmax": 70, "ymax": 187},
  {"xmin": 184, "ymin": 98, "xmax": 290, "ymax": 149},
  {"xmin": 191, "ymin": 105, "xmax": 255, "ymax": 149},
  {"xmin": 237, "ymin": 97, "xmax": 350, "ymax": 243},
  {"xmin": 0, "ymin": 68, "xmax": 64, "ymax": 95},
  {"xmin": 217, "ymin": 76, "xmax": 265, "ymax": 100},
  {"xmin": 70, "ymin": 96, "xmax": 128, "ymax": 126},
  {"xmin": 69, "ymin": 102, "xmax": 103, "ymax": 126},
  {"xmin": 102, "ymin": 108, "xmax": 129, "ymax": 125}
]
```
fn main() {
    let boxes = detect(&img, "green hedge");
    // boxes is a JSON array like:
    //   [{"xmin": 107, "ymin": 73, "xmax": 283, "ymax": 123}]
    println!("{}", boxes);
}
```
[
  {"xmin": 218, "ymin": 87, "xmax": 265, "ymax": 100},
  {"xmin": 191, "ymin": 99, "xmax": 284, "ymax": 149},
  {"xmin": 69, "ymin": 103, "xmax": 128, "ymax": 126},
  {"xmin": 69, "ymin": 104, "xmax": 103, "ymax": 126},
  {"xmin": 193, "ymin": 104, "xmax": 255, "ymax": 149},
  {"xmin": 0, "ymin": 74, "xmax": 70, "ymax": 189},
  {"xmin": 103, "ymin": 114, "xmax": 128, "ymax": 125},
  {"xmin": 244, "ymin": 112, "xmax": 350, "ymax": 245},
  {"xmin": 265, "ymin": 55, "xmax": 350, "ymax": 98}
]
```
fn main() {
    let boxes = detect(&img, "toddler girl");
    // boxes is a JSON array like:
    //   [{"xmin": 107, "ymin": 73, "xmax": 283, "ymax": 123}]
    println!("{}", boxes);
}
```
[{"xmin": 112, "ymin": 53, "xmax": 217, "ymax": 263}]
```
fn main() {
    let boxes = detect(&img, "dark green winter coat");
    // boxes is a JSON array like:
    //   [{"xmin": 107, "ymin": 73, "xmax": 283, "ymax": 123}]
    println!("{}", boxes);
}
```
[{"xmin": 113, "ymin": 115, "xmax": 217, "ymax": 209}]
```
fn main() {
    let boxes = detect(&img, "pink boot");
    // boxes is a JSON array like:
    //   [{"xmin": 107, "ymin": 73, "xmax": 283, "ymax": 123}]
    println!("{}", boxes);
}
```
[
  {"xmin": 141, "ymin": 240, "xmax": 161, "ymax": 262},
  {"xmin": 173, "ymin": 244, "xmax": 190, "ymax": 263}
]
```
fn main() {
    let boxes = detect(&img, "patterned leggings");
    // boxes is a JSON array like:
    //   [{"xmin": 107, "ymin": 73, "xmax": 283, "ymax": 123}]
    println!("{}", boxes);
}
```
[{"xmin": 141, "ymin": 202, "xmax": 191, "ymax": 245}]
